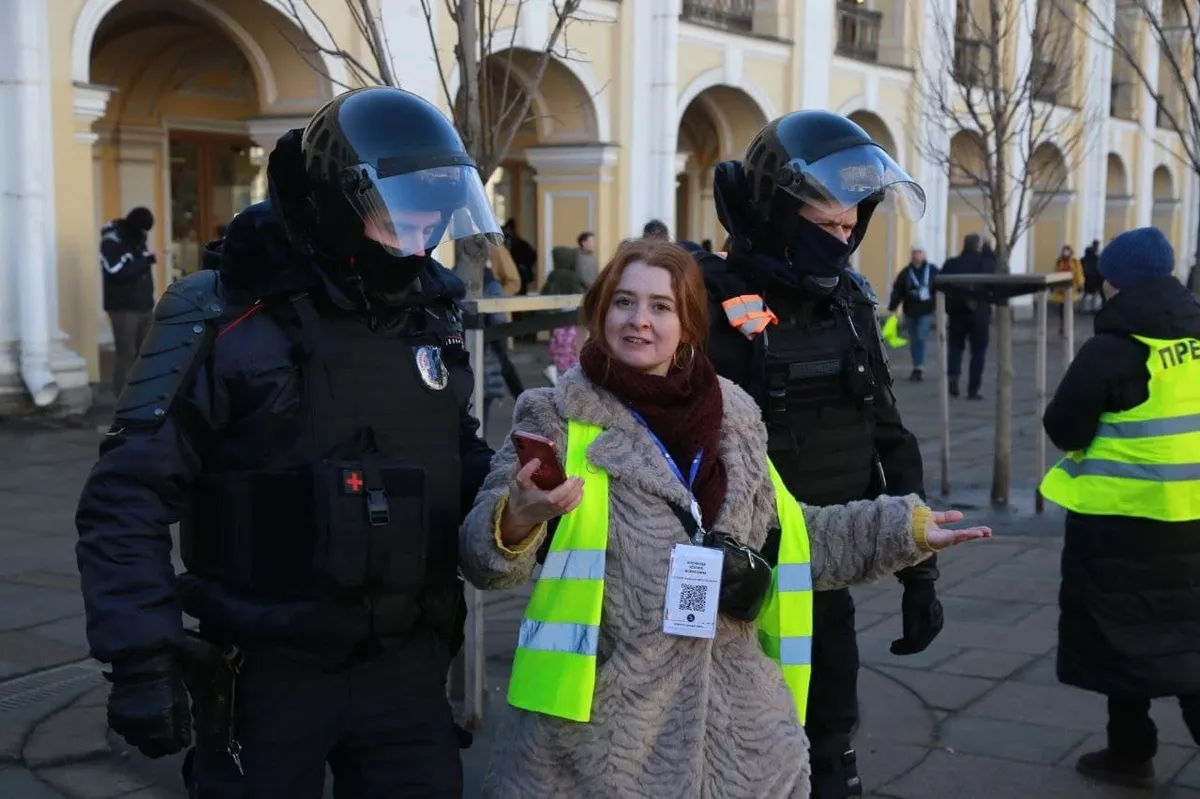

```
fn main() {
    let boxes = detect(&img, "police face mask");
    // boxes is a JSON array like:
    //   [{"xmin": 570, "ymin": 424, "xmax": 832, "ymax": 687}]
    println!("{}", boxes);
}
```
[
  {"xmin": 789, "ymin": 215, "xmax": 855, "ymax": 282},
  {"xmin": 354, "ymin": 237, "xmax": 429, "ymax": 303}
]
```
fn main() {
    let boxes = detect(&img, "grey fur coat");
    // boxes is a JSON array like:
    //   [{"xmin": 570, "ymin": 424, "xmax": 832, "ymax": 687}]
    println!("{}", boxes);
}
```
[{"xmin": 459, "ymin": 366, "xmax": 929, "ymax": 798}]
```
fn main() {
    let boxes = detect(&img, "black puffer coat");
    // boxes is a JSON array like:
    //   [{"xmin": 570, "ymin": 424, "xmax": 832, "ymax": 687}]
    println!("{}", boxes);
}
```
[{"xmin": 1043, "ymin": 275, "xmax": 1200, "ymax": 697}]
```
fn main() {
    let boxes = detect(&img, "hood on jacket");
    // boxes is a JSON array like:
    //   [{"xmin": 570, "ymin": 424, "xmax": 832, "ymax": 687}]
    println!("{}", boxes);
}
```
[
  {"xmin": 1095, "ymin": 275, "xmax": 1200, "ymax": 341},
  {"xmin": 551, "ymin": 246, "xmax": 579, "ymax": 272}
]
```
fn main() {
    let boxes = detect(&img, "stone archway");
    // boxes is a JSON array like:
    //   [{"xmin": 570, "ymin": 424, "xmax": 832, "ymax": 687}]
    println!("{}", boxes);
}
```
[
  {"xmin": 945, "ymin": 130, "xmax": 989, "ymax": 259},
  {"xmin": 76, "ymin": 0, "xmax": 335, "ymax": 368},
  {"xmin": 675, "ymin": 85, "xmax": 770, "ymax": 246},
  {"xmin": 1027, "ymin": 143, "xmax": 1071, "ymax": 273},
  {"xmin": 1151, "ymin": 164, "xmax": 1179, "ymax": 255},
  {"xmin": 1104, "ymin": 153, "xmax": 1131, "ymax": 245},
  {"xmin": 470, "ymin": 48, "xmax": 608, "ymax": 286},
  {"xmin": 847, "ymin": 110, "xmax": 903, "ymax": 291}
]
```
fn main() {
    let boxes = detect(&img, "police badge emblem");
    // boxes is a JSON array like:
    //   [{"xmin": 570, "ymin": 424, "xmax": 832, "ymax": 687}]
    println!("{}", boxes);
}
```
[{"xmin": 414, "ymin": 345, "xmax": 449, "ymax": 390}]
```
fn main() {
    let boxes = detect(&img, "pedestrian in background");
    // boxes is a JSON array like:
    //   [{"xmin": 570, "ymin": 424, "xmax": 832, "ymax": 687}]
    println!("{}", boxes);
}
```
[
  {"xmin": 1041, "ymin": 226, "xmax": 1200, "ymax": 790},
  {"xmin": 99, "ymin": 206, "xmax": 157, "ymax": 398},
  {"xmin": 888, "ymin": 244, "xmax": 939, "ymax": 381}
]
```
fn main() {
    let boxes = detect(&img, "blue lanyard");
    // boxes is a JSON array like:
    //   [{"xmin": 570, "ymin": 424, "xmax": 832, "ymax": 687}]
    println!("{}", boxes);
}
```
[{"xmin": 629, "ymin": 410, "xmax": 706, "ymax": 540}]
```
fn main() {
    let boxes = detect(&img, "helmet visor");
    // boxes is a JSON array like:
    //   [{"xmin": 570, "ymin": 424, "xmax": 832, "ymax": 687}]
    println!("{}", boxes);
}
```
[
  {"xmin": 340, "ymin": 163, "xmax": 503, "ymax": 257},
  {"xmin": 776, "ymin": 144, "xmax": 927, "ymax": 220}
]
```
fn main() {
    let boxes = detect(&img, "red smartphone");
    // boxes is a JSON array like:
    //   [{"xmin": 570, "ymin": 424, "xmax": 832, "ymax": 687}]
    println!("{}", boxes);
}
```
[{"xmin": 511, "ymin": 431, "xmax": 569, "ymax": 490}]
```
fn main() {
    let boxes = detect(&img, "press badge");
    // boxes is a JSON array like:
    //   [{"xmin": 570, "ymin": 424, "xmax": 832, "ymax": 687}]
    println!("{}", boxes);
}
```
[{"xmin": 663, "ymin": 544, "xmax": 723, "ymax": 639}]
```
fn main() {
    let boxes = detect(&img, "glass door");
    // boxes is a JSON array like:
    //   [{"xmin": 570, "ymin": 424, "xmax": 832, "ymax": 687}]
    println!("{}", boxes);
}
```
[{"xmin": 168, "ymin": 132, "xmax": 259, "ymax": 280}]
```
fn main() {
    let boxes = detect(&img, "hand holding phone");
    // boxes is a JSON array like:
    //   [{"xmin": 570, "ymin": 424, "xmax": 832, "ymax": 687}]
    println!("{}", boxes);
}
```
[{"xmin": 511, "ymin": 431, "xmax": 568, "ymax": 490}]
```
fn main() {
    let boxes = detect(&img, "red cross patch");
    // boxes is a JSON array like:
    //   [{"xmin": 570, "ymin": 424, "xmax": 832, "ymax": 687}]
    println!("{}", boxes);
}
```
[{"xmin": 342, "ymin": 469, "xmax": 364, "ymax": 494}]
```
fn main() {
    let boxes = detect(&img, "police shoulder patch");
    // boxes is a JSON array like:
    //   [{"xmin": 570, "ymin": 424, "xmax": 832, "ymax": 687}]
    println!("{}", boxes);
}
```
[
  {"xmin": 845, "ymin": 269, "xmax": 879, "ymax": 306},
  {"xmin": 414, "ymin": 345, "xmax": 449, "ymax": 390}
]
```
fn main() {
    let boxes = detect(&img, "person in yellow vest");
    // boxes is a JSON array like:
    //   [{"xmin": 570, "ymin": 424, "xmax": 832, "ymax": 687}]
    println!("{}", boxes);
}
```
[
  {"xmin": 460, "ymin": 239, "xmax": 993, "ymax": 798},
  {"xmin": 1040, "ymin": 226, "xmax": 1200, "ymax": 789}
]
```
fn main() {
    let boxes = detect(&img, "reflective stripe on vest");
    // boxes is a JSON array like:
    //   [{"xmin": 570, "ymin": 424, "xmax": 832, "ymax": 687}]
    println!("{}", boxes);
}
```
[
  {"xmin": 755, "ymin": 460, "xmax": 815, "ymax": 725},
  {"xmin": 507, "ymin": 420, "xmax": 607, "ymax": 722},
  {"xmin": 1040, "ymin": 334, "xmax": 1200, "ymax": 522},
  {"xmin": 507, "ymin": 422, "xmax": 814, "ymax": 724},
  {"xmin": 722, "ymin": 294, "xmax": 779, "ymax": 339}
]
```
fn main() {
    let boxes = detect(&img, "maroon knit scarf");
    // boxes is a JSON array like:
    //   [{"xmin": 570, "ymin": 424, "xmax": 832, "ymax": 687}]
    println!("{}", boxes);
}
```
[{"xmin": 579, "ymin": 340, "xmax": 727, "ymax": 528}]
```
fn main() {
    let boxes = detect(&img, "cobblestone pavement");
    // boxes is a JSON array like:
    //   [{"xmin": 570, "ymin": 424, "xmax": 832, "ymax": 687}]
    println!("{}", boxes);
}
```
[{"xmin": 0, "ymin": 315, "xmax": 1195, "ymax": 797}]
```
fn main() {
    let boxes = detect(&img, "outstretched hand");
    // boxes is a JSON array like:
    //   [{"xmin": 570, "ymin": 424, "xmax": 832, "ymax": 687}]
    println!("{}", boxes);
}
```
[
  {"xmin": 925, "ymin": 510, "xmax": 992, "ymax": 550},
  {"xmin": 500, "ymin": 459, "xmax": 583, "ymax": 545}
]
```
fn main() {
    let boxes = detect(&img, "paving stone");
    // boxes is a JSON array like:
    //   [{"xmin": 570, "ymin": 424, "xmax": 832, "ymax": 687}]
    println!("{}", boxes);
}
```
[
  {"xmin": 856, "ymin": 624, "xmax": 963, "ymax": 670},
  {"xmin": 942, "ymin": 574, "xmax": 1060, "ymax": 605},
  {"xmin": 1177, "ymin": 755, "xmax": 1200, "ymax": 789},
  {"xmin": 965, "ymin": 681, "xmax": 1110, "ymax": 733},
  {"xmin": 853, "ymin": 611, "xmax": 891, "ymax": 632},
  {"xmin": 983, "ymin": 559, "xmax": 1063, "ymax": 584},
  {"xmin": 75, "ymin": 685, "xmax": 110, "ymax": 709},
  {"xmin": 1012, "ymin": 604, "xmax": 1060, "ymax": 632},
  {"xmin": 1060, "ymin": 732, "xmax": 1196, "ymax": 785},
  {"xmin": 0, "ymin": 631, "xmax": 89, "ymax": 672},
  {"xmin": 118, "ymin": 788, "xmax": 183, "ymax": 799},
  {"xmin": 0, "ymin": 582, "xmax": 83, "ymax": 631},
  {"xmin": 25, "ymin": 706, "xmax": 111, "ymax": 768},
  {"xmin": 928, "ymin": 619, "xmax": 1057, "ymax": 656},
  {"xmin": 0, "ymin": 719, "xmax": 31, "ymax": 761},
  {"xmin": 937, "ymin": 595, "xmax": 1042, "ymax": 626},
  {"xmin": 1011, "ymin": 654, "xmax": 1059, "ymax": 685},
  {"xmin": 855, "ymin": 668, "xmax": 937, "ymax": 747},
  {"xmin": 881, "ymin": 749, "xmax": 1159, "ymax": 798},
  {"xmin": 875, "ymin": 666, "xmax": 997, "ymax": 711},
  {"xmin": 36, "ymin": 762, "xmax": 150, "ymax": 799},
  {"xmin": 0, "ymin": 764, "xmax": 65, "ymax": 797},
  {"xmin": 856, "ymin": 743, "xmax": 930, "ymax": 794},
  {"xmin": 938, "ymin": 648, "xmax": 1038, "ymax": 680},
  {"xmin": 938, "ymin": 715, "xmax": 1088, "ymax": 765},
  {"xmin": 3, "ymin": 572, "xmax": 82, "ymax": 593}
]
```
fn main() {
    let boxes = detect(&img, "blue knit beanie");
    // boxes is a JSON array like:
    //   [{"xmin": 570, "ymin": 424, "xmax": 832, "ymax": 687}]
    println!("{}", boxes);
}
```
[{"xmin": 1099, "ymin": 227, "xmax": 1174, "ymax": 289}]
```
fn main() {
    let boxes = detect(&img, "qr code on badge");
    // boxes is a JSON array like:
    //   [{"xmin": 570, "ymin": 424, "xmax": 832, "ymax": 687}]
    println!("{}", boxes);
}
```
[{"xmin": 679, "ymin": 583, "xmax": 707, "ymax": 613}]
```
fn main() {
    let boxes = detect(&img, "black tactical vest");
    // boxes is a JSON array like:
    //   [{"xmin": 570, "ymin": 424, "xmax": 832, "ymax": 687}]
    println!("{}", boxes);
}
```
[
  {"xmin": 761, "ymin": 280, "xmax": 881, "ymax": 507},
  {"xmin": 180, "ymin": 293, "xmax": 463, "ymax": 633}
]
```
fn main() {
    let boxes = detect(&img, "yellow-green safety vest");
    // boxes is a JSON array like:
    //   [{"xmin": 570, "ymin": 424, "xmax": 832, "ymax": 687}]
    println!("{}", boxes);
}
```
[
  {"xmin": 507, "ymin": 419, "xmax": 815, "ymax": 724},
  {"xmin": 1040, "ymin": 334, "xmax": 1200, "ymax": 522}
]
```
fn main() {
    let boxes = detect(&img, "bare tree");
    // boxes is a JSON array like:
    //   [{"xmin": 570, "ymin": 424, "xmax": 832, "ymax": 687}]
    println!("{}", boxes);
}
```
[
  {"xmin": 277, "ymin": 0, "xmax": 587, "ymax": 294},
  {"xmin": 1069, "ymin": 0, "xmax": 1200, "ymax": 293},
  {"xmin": 914, "ymin": 0, "xmax": 1100, "ymax": 505}
]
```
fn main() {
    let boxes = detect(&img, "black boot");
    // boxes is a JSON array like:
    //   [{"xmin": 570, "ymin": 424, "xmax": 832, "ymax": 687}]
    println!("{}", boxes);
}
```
[
  {"xmin": 1075, "ymin": 748, "xmax": 1155, "ymax": 789},
  {"xmin": 948, "ymin": 378, "xmax": 960, "ymax": 397},
  {"xmin": 809, "ymin": 736, "xmax": 864, "ymax": 798}
]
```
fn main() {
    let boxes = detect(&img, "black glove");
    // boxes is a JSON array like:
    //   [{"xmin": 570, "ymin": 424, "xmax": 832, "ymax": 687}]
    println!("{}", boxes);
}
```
[
  {"xmin": 105, "ymin": 653, "xmax": 192, "ymax": 758},
  {"xmin": 706, "ymin": 531, "xmax": 773, "ymax": 622},
  {"xmin": 889, "ymin": 580, "xmax": 944, "ymax": 656}
]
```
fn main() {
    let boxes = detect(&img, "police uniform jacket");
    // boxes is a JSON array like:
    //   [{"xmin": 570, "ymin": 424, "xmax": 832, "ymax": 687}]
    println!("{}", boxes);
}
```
[
  {"xmin": 700, "ymin": 251, "xmax": 935, "ymax": 583},
  {"xmin": 75, "ymin": 201, "xmax": 495, "ymax": 664},
  {"xmin": 1043, "ymin": 275, "xmax": 1200, "ymax": 697},
  {"xmin": 459, "ymin": 367, "xmax": 930, "ymax": 799}
]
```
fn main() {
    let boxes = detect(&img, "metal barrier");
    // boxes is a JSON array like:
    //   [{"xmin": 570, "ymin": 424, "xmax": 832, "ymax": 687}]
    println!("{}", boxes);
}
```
[{"xmin": 454, "ymin": 293, "xmax": 584, "ymax": 729}]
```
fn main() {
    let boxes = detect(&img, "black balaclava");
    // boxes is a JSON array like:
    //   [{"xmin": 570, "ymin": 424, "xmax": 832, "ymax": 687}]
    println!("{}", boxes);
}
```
[
  {"xmin": 352, "ymin": 236, "xmax": 431, "ymax": 305},
  {"xmin": 788, "ymin": 215, "xmax": 854, "ymax": 281}
]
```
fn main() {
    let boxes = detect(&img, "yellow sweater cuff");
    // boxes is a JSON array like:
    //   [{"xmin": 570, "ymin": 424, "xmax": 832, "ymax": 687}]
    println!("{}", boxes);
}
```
[
  {"xmin": 492, "ymin": 495, "xmax": 547, "ymax": 559},
  {"xmin": 911, "ymin": 505, "xmax": 938, "ymax": 553}
]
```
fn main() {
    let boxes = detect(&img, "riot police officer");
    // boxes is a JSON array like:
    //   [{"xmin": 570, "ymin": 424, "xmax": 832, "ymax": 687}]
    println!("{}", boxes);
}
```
[
  {"xmin": 697, "ymin": 111, "xmax": 944, "ymax": 799},
  {"xmin": 75, "ymin": 87, "xmax": 500, "ymax": 797}
]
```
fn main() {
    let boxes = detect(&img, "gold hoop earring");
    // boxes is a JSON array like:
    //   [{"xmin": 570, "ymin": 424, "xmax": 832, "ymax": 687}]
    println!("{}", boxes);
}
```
[{"xmin": 673, "ymin": 343, "xmax": 696, "ymax": 369}]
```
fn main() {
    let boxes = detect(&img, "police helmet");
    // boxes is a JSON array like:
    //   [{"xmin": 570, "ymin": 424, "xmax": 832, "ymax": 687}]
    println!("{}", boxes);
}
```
[
  {"xmin": 300, "ymin": 87, "xmax": 502, "ymax": 259},
  {"xmin": 742, "ymin": 111, "xmax": 926, "ymax": 231}
]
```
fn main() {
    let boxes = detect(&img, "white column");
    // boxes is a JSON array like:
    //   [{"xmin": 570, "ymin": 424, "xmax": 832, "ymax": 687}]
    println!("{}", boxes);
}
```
[
  {"xmin": 1007, "ymin": 0, "xmax": 1037, "ymax": 277},
  {"xmin": 381, "ymin": 0, "xmax": 442, "ymax": 104},
  {"xmin": 915, "ymin": 0, "xmax": 956, "ymax": 266},
  {"xmin": 1135, "ymin": 0, "xmax": 1161, "ymax": 228},
  {"xmin": 649, "ymin": 0, "xmax": 680, "ymax": 231},
  {"xmin": 798, "ymin": 0, "xmax": 834, "ymax": 109},
  {"xmin": 0, "ymin": 0, "xmax": 87, "ymax": 411},
  {"xmin": 626, "ymin": 0, "xmax": 655, "ymax": 234},
  {"xmin": 75, "ymin": 84, "xmax": 117, "ymax": 352},
  {"xmin": 1076, "ymin": 2, "xmax": 1113, "ymax": 249}
]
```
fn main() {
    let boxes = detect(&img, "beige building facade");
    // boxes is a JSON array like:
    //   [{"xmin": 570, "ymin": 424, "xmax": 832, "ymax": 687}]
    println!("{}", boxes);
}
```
[{"xmin": 0, "ymin": 0, "xmax": 1193, "ymax": 413}]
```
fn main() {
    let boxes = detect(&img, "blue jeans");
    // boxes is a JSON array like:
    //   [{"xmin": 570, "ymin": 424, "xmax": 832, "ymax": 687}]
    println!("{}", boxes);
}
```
[{"xmin": 905, "ymin": 313, "xmax": 934, "ymax": 368}]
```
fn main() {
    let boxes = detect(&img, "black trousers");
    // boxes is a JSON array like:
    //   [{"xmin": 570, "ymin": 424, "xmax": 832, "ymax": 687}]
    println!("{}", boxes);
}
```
[
  {"xmin": 184, "ymin": 636, "xmax": 463, "ymax": 798},
  {"xmin": 1107, "ymin": 694, "xmax": 1200, "ymax": 761},
  {"xmin": 946, "ymin": 314, "xmax": 990, "ymax": 397},
  {"xmin": 805, "ymin": 588, "xmax": 861, "ymax": 798}
]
